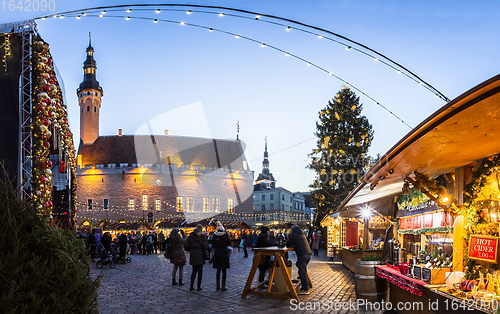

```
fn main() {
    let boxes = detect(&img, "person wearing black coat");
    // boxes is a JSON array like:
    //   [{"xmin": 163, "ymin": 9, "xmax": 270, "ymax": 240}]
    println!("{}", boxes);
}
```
[
  {"xmin": 286, "ymin": 225, "xmax": 312, "ymax": 295},
  {"xmin": 241, "ymin": 230, "xmax": 250, "ymax": 258},
  {"xmin": 255, "ymin": 226, "xmax": 273, "ymax": 284},
  {"xmin": 118, "ymin": 233, "xmax": 128, "ymax": 264},
  {"xmin": 168, "ymin": 228, "xmax": 187, "ymax": 286},
  {"xmin": 101, "ymin": 232, "xmax": 112, "ymax": 252},
  {"xmin": 212, "ymin": 221, "xmax": 231, "ymax": 291},
  {"xmin": 185, "ymin": 224, "xmax": 209, "ymax": 291}
]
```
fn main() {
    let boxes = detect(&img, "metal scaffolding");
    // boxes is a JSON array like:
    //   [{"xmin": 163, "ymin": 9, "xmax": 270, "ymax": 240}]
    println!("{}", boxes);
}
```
[{"xmin": 8, "ymin": 20, "xmax": 37, "ymax": 201}]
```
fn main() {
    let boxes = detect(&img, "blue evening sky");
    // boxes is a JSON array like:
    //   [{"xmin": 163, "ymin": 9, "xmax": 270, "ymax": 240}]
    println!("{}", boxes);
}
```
[{"xmin": 2, "ymin": 0, "xmax": 500, "ymax": 192}]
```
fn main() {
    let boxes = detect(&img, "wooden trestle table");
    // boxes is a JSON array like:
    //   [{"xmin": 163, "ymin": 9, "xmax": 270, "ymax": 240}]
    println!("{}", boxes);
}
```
[{"xmin": 241, "ymin": 246, "xmax": 313, "ymax": 302}]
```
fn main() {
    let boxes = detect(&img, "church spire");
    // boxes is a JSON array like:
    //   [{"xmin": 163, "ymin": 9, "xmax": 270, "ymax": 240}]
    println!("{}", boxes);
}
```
[
  {"xmin": 262, "ymin": 137, "xmax": 269, "ymax": 175},
  {"xmin": 255, "ymin": 137, "xmax": 275, "ymax": 188}
]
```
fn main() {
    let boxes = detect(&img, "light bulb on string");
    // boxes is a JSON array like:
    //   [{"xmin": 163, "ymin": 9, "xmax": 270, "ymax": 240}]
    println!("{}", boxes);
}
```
[
  {"xmin": 219, "ymin": 13, "xmax": 224, "ymax": 16},
  {"xmin": 255, "ymin": 15, "xmax": 260, "ymax": 20},
  {"xmin": 186, "ymin": 10, "xmax": 192, "ymax": 14},
  {"xmin": 77, "ymin": 15, "xmax": 81, "ymax": 19},
  {"xmin": 126, "ymin": 16, "xmax": 130, "ymax": 20},
  {"xmin": 318, "ymin": 35, "xmax": 323, "ymax": 38},
  {"xmin": 180, "ymin": 22, "xmax": 185, "ymax": 25},
  {"xmin": 209, "ymin": 28, "xmax": 213, "ymax": 32},
  {"xmin": 126, "ymin": 9, "xmax": 131, "ymax": 13},
  {"xmin": 156, "ymin": 9, "xmax": 161, "ymax": 13},
  {"xmin": 286, "ymin": 26, "xmax": 291, "ymax": 31},
  {"xmin": 154, "ymin": 19, "xmax": 158, "ymax": 23}
]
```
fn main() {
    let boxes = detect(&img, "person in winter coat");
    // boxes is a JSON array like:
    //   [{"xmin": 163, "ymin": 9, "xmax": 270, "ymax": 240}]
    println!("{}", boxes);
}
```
[
  {"xmin": 118, "ymin": 233, "xmax": 128, "ymax": 264},
  {"xmin": 312, "ymin": 230, "xmax": 322, "ymax": 255},
  {"xmin": 141, "ymin": 232, "xmax": 148, "ymax": 255},
  {"xmin": 255, "ymin": 226, "xmax": 273, "ymax": 284},
  {"xmin": 185, "ymin": 224, "xmax": 209, "ymax": 291},
  {"xmin": 241, "ymin": 230, "xmax": 250, "ymax": 258},
  {"xmin": 101, "ymin": 232, "xmax": 112, "ymax": 252},
  {"xmin": 212, "ymin": 222, "xmax": 231, "ymax": 291},
  {"xmin": 158, "ymin": 231, "xmax": 166, "ymax": 252},
  {"xmin": 168, "ymin": 228, "xmax": 187, "ymax": 286},
  {"xmin": 286, "ymin": 225, "xmax": 312, "ymax": 295}
]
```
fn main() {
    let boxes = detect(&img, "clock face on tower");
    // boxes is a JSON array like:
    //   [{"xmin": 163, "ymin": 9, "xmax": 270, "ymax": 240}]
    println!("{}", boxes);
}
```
[{"xmin": 155, "ymin": 178, "xmax": 162, "ymax": 186}]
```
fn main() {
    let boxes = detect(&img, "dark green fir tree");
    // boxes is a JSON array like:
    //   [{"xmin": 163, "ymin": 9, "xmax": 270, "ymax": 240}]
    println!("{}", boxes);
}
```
[{"xmin": 308, "ymin": 85, "xmax": 374, "ymax": 227}]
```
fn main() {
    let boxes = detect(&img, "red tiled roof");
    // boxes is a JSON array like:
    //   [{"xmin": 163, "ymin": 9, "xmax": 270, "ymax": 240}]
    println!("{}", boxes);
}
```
[{"xmin": 79, "ymin": 135, "xmax": 248, "ymax": 169}]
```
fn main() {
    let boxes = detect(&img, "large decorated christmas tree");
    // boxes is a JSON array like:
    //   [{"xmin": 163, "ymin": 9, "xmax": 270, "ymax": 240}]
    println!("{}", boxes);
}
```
[{"xmin": 308, "ymin": 85, "xmax": 374, "ymax": 227}]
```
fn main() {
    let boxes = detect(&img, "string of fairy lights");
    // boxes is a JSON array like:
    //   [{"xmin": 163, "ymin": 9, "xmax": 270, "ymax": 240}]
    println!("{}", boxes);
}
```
[
  {"xmin": 74, "ymin": 206, "xmax": 307, "ymax": 225},
  {"xmin": 36, "ymin": 4, "xmax": 449, "ymax": 101},
  {"xmin": 32, "ymin": 5, "xmax": 451, "ymax": 129}
]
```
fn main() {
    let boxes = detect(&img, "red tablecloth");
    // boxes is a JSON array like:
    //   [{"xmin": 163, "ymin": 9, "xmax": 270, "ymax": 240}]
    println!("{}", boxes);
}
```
[{"xmin": 375, "ymin": 265, "xmax": 427, "ymax": 296}]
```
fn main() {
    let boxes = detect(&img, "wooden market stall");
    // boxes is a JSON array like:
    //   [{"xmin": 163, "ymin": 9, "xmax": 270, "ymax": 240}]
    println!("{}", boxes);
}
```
[{"xmin": 326, "ymin": 74, "xmax": 500, "ymax": 313}]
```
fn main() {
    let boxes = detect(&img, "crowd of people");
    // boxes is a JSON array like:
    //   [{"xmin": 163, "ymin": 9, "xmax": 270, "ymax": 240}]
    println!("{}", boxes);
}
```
[{"xmin": 84, "ymin": 224, "xmax": 324, "ymax": 294}]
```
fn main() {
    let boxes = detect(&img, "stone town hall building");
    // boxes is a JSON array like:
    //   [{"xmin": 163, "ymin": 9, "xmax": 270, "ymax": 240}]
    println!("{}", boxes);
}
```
[{"xmin": 75, "ymin": 39, "xmax": 254, "ymax": 228}]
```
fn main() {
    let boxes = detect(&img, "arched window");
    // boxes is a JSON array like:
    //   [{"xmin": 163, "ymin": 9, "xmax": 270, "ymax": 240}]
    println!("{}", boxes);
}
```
[
  {"xmin": 87, "ymin": 105, "xmax": 90, "ymax": 111},
  {"xmin": 94, "ymin": 106, "xmax": 96, "ymax": 112},
  {"xmin": 81, "ymin": 107, "xmax": 83, "ymax": 113}
]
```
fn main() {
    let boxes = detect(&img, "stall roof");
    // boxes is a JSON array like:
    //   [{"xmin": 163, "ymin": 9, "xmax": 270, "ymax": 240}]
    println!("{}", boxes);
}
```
[{"xmin": 331, "ymin": 73, "xmax": 500, "ymax": 218}]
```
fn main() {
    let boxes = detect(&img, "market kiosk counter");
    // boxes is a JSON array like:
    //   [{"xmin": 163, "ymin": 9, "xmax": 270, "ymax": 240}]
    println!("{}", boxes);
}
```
[{"xmin": 375, "ymin": 265, "xmax": 492, "ymax": 314}]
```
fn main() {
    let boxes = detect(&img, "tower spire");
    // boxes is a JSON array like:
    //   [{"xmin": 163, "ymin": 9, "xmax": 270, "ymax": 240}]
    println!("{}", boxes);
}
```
[
  {"xmin": 77, "ymin": 34, "xmax": 103, "ymax": 145},
  {"xmin": 262, "ymin": 136, "xmax": 269, "ymax": 175},
  {"xmin": 236, "ymin": 121, "xmax": 240, "ymax": 140}
]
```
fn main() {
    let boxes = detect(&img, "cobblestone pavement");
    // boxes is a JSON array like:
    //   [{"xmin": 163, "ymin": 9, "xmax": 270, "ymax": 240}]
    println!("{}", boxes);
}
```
[{"xmin": 92, "ymin": 248, "xmax": 383, "ymax": 314}]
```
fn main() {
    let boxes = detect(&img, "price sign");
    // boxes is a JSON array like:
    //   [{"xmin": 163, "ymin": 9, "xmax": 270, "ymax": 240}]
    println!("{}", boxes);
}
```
[{"xmin": 468, "ymin": 235, "xmax": 499, "ymax": 263}]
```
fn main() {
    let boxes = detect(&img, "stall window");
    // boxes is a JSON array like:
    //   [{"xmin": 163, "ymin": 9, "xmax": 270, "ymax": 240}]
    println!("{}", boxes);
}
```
[
  {"xmin": 155, "ymin": 199, "xmax": 161, "ymax": 211},
  {"xmin": 129, "ymin": 199, "xmax": 134, "ymax": 210},
  {"xmin": 103, "ymin": 198, "xmax": 108, "ymax": 210},
  {"xmin": 228, "ymin": 198, "xmax": 234, "ymax": 214},
  {"xmin": 87, "ymin": 199, "xmax": 93, "ymax": 210}
]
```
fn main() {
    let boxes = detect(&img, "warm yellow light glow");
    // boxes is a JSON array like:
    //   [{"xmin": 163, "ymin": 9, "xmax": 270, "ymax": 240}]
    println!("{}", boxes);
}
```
[
  {"xmin": 77, "ymin": 15, "xmax": 81, "ymax": 19},
  {"xmin": 180, "ymin": 22, "xmax": 185, "ymax": 25},
  {"xmin": 53, "ymin": 15, "xmax": 57, "ymax": 18},
  {"xmin": 82, "ymin": 12, "xmax": 86, "ymax": 16},
  {"xmin": 99, "ymin": 14, "xmax": 104, "ymax": 18},
  {"xmin": 318, "ymin": 35, "xmax": 323, "ymax": 38},
  {"xmin": 209, "ymin": 28, "xmax": 213, "ymax": 32},
  {"xmin": 219, "ymin": 13, "xmax": 224, "ymax": 16},
  {"xmin": 255, "ymin": 15, "xmax": 260, "ymax": 19},
  {"xmin": 442, "ymin": 196, "xmax": 449, "ymax": 203}
]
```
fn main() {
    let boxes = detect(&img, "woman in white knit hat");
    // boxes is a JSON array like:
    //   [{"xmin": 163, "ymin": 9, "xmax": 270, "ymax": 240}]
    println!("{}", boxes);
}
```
[{"xmin": 212, "ymin": 221, "xmax": 231, "ymax": 291}]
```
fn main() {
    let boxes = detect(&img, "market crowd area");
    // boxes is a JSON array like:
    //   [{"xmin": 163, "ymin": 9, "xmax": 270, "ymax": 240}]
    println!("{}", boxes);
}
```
[{"xmin": 91, "ymin": 248, "xmax": 381, "ymax": 314}]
